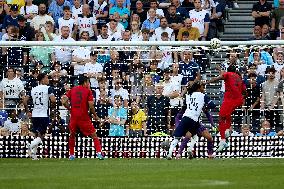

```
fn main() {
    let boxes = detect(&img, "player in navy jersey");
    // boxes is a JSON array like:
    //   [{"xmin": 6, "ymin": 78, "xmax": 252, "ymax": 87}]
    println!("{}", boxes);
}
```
[
  {"xmin": 166, "ymin": 81, "xmax": 214, "ymax": 159},
  {"xmin": 24, "ymin": 73, "xmax": 56, "ymax": 160}
]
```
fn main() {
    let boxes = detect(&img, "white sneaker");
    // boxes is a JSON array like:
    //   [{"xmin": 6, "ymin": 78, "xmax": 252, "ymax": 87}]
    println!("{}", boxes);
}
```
[
  {"xmin": 175, "ymin": 154, "xmax": 181, "ymax": 159},
  {"xmin": 166, "ymin": 154, "xmax": 172, "ymax": 160},
  {"xmin": 216, "ymin": 140, "xmax": 229, "ymax": 152},
  {"xmin": 234, "ymin": 2, "xmax": 239, "ymax": 8}
]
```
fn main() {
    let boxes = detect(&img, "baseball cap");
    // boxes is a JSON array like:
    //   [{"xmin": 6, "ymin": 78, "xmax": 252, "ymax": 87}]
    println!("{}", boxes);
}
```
[
  {"xmin": 10, "ymin": 4, "xmax": 19, "ymax": 11},
  {"xmin": 18, "ymin": 15, "xmax": 26, "ymax": 22}
]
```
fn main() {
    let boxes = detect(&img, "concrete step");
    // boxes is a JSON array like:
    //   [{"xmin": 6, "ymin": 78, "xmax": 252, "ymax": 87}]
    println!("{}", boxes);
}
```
[
  {"xmin": 225, "ymin": 20, "xmax": 254, "ymax": 25},
  {"xmin": 228, "ymin": 15, "xmax": 254, "ymax": 21},
  {"xmin": 225, "ymin": 24, "xmax": 254, "ymax": 28},
  {"xmin": 224, "ymin": 27, "xmax": 253, "ymax": 34}
]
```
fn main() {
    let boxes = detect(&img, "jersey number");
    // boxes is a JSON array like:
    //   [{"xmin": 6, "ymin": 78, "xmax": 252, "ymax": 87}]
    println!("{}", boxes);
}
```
[
  {"xmin": 34, "ymin": 92, "xmax": 44, "ymax": 106},
  {"xmin": 189, "ymin": 97, "xmax": 198, "ymax": 111},
  {"xmin": 74, "ymin": 91, "xmax": 83, "ymax": 108}
]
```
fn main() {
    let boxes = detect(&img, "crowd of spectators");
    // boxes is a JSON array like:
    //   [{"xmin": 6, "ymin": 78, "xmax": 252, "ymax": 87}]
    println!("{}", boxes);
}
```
[{"xmin": 0, "ymin": 0, "xmax": 284, "ymax": 138}]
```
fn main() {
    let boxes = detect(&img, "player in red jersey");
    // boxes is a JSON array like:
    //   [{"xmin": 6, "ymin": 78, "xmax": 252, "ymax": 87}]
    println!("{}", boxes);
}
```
[
  {"xmin": 61, "ymin": 75, "xmax": 104, "ymax": 160},
  {"xmin": 206, "ymin": 65, "xmax": 246, "ymax": 152}
]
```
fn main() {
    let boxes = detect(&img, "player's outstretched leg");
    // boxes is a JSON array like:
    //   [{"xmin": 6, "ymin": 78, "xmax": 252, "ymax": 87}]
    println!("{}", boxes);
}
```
[{"xmin": 167, "ymin": 138, "xmax": 179, "ymax": 160}]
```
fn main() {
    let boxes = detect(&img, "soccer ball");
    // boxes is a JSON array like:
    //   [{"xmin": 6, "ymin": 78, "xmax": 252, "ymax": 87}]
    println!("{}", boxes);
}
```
[
  {"xmin": 210, "ymin": 38, "xmax": 221, "ymax": 49},
  {"xmin": 161, "ymin": 140, "xmax": 170, "ymax": 151}
]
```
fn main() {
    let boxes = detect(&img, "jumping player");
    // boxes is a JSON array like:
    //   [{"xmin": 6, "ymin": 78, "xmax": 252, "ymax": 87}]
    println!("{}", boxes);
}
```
[
  {"xmin": 206, "ymin": 65, "xmax": 246, "ymax": 152},
  {"xmin": 175, "ymin": 109, "xmax": 216, "ymax": 159},
  {"xmin": 61, "ymin": 75, "xmax": 104, "ymax": 160},
  {"xmin": 166, "ymin": 81, "xmax": 214, "ymax": 159},
  {"xmin": 25, "ymin": 73, "xmax": 56, "ymax": 160}
]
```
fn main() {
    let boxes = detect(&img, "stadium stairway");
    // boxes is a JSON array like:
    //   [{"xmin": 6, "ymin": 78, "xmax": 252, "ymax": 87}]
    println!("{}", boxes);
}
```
[{"xmin": 220, "ymin": 0, "xmax": 274, "ymax": 41}]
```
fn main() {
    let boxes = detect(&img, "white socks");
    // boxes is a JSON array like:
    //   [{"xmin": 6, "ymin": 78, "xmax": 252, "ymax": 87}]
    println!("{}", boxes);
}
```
[
  {"xmin": 30, "ymin": 137, "xmax": 42, "ymax": 150},
  {"xmin": 168, "ymin": 138, "xmax": 179, "ymax": 157},
  {"xmin": 188, "ymin": 135, "xmax": 198, "ymax": 152}
]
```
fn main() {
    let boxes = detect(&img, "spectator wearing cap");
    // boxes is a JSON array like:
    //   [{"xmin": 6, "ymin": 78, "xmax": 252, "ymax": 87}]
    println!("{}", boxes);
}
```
[
  {"xmin": 57, "ymin": 6, "xmax": 77, "ymax": 39},
  {"xmin": 18, "ymin": 15, "xmax": 35, "ymax": 41},
  {"xmin": 145, "ymin": 82, "xmax": 171, "ymax": 135},
  {"xmin": 84, "ymin": 51, "xmax": 104, "ymax": 89},
  {"xmin": 1, "ymin": 5, "xmax": 19, "ymax": 34},
  {"xmin": 109, "ymin": 0, "xmax": 130, "ymax": 29},
  {"xmin": 7, "ymin": 0, "xmax": 25, "ymax": 9},
  {"xmin": 31, "ymin": 3, "xmax": 54, "ymax": 31},
  {"xmin": 48, "ymin": 0, "xmax": 72, "ymax": 28},
  {"xmin": 20, "ymin": 0, "xmax": 38, "ymax": 23}
]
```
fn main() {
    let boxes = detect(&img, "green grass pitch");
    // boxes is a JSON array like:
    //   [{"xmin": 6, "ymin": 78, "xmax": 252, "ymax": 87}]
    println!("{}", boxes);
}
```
[{"xmin": 1, "ymin": 158, "xmax": 284, "ymax": 189}]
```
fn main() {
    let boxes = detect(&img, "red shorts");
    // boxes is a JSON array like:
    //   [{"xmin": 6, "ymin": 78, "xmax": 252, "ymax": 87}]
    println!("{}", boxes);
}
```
[
  {"xmin": 219, "ymin": 98, "xmax": 243, "ymax": 117},
  {"xmin": 69, "ymin": 118, "xmax": 96, "ymax": 136}
]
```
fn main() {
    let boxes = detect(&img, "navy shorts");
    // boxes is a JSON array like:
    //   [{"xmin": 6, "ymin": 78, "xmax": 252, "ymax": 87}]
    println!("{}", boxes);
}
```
[
  {"xmin": 173, "ymin": 116, "xmax": 199, "ymax": 137},
  {"xmin": 31, "ymin": 117, "xmax": 50, "ymax": 135}
]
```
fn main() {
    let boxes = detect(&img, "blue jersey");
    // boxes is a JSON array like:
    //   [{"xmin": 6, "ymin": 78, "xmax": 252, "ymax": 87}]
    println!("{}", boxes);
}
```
[{"xmin": 179, "ymin": 61, "xmax": 200, "ymax": 85}]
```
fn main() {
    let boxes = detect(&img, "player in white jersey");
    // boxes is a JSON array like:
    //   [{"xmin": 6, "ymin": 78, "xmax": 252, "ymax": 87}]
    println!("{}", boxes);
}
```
[
  {"xmin": 166, "ymin": 81, "xmax": 212, "ymax": 159},
  {"xmin": 24, "ymin": 73, "xmax": 56, "ymax": 160}
]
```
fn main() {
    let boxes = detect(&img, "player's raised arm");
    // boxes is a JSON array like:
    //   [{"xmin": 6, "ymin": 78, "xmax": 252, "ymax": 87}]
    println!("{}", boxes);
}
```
[{"xmin": 205, "ymin": 74, "xmax": 224, "ymax": 84}]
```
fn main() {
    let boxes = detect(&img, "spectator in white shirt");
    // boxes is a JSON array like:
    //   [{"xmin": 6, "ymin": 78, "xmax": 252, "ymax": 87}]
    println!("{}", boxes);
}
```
[
  {"xmin": 147, "ymin": 0, "xmax": 164, "ymax": 19},
  {"xmin": 154, "ymin": 17, "xmax": 175, "ymax": 41},
  {"xmin": 130, "ymin": 20, "xmax": 142, "ymax": 41},
  {"xmin": 31, "ymin": 3, "xmax": 54, "ymax": 31},
  {"xmin": 77, "ymin": 4, "xmax": 98, "ymax": 39},
  {"xmin": 110, "ymin": 78, "xmax": 129, "ymax": 107},
  {"xmin": 107, "ymin": 19, "xmax": 123, "ymax": 41},
  {"xmin": 57, "ymin": 6, "xmax": 77, "ymax": 39},
  {"xmin": 52, "ymin": 26, "xmax": 75, "ymax": 72},
  {"xmin": 0, "ymin": 68, "xmax": 25, "ymax": 108},
  {"xmin": 20, "ymin": 0, "xmax": 38, "ymax": 23},
  {"xmin": 97, "ymin": 24, "xmax": 115, "ymax": 41},
  {"xmin": 72, "ymin": 38, "xmax": 91, "ymax": 76},
  {"xmin": 71, "ymin": 0, "xmax": 83, "ymax": 19},
  {"xmin": 84, "ymin": 51, "xmax": 104, "ymax": 89}
]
